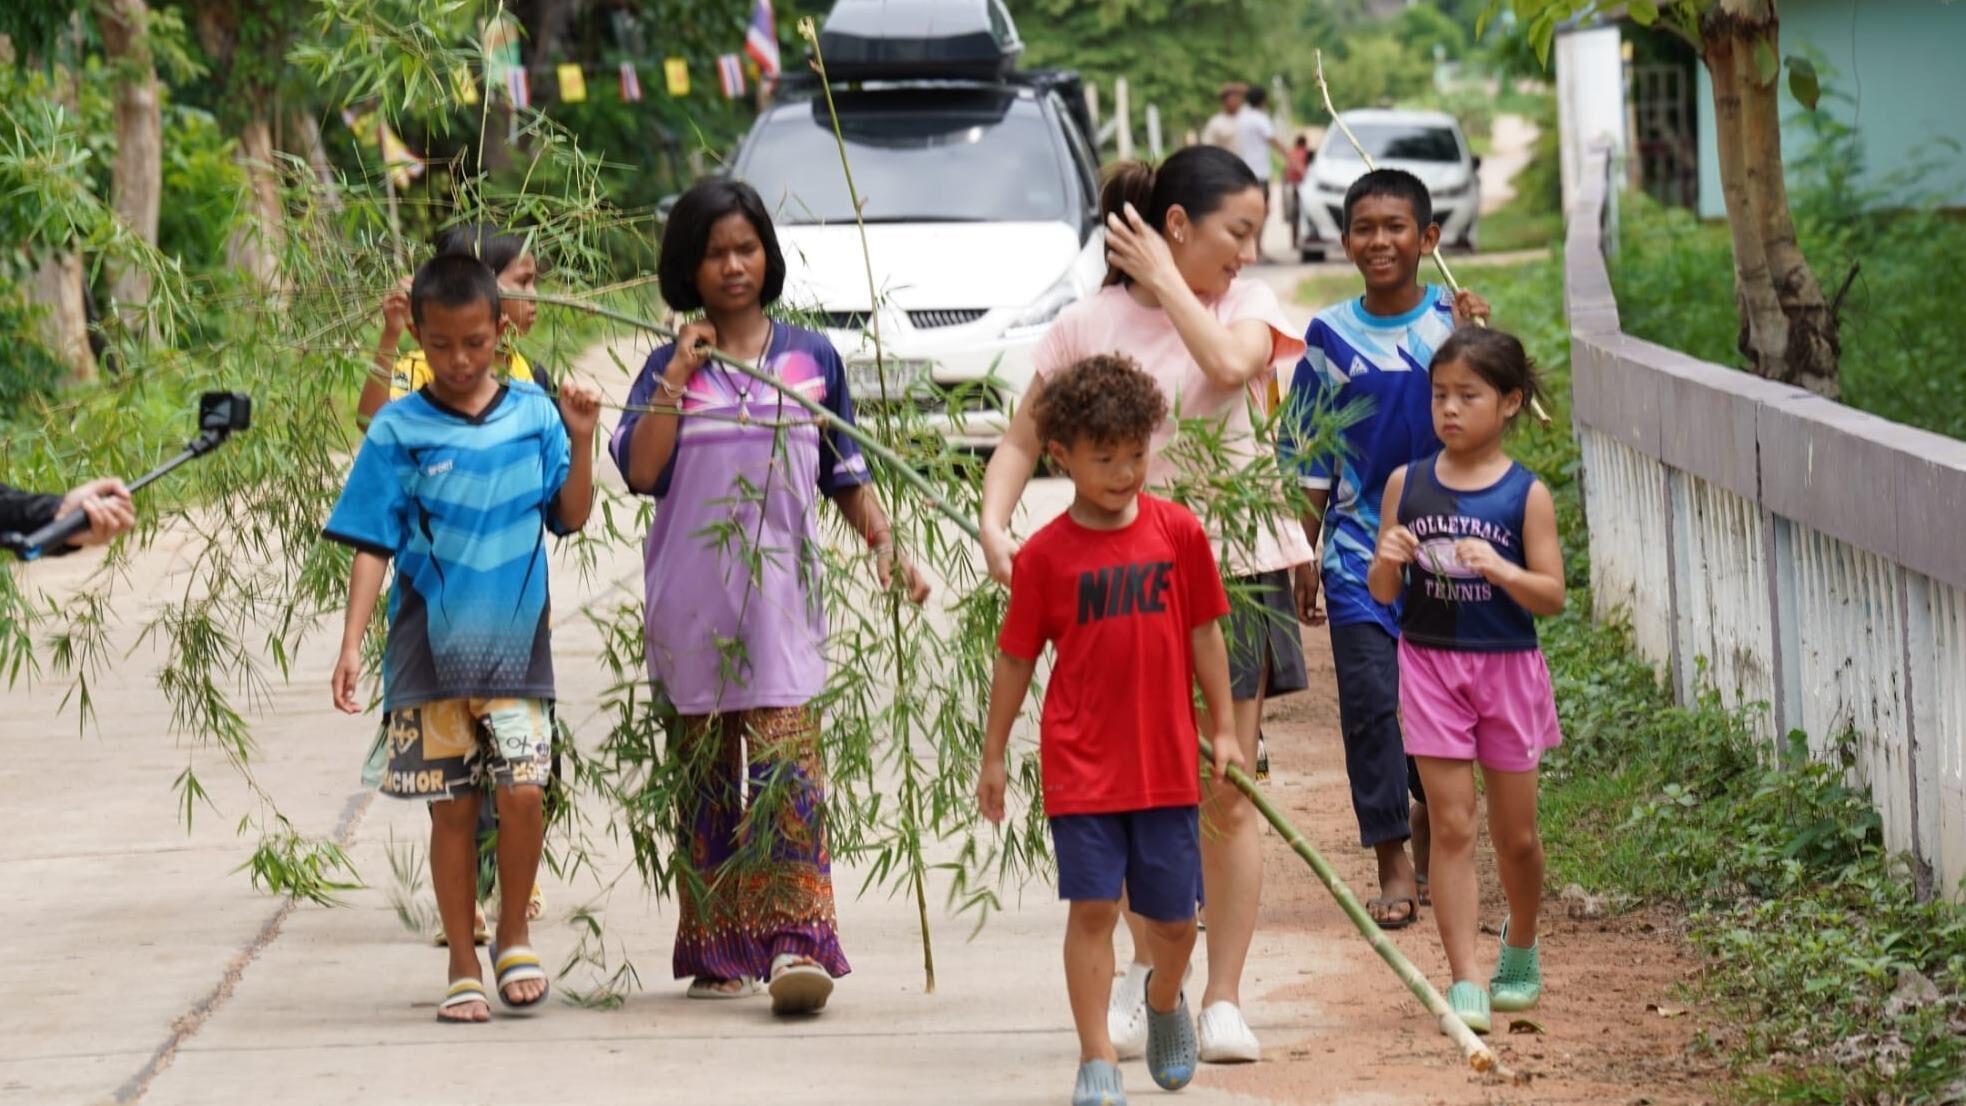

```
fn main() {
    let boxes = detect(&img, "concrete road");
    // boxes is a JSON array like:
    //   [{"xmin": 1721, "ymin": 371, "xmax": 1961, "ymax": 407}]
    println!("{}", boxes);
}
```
[{"xmin": 0, "ymin": 344, "xmax": 1334, "ymax": 1106}]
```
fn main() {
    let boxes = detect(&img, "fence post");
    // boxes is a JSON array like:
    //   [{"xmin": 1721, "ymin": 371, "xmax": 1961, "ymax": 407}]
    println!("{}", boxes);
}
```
[
  {"xmin": 1146, "ymin": 104, "xmax": 1163, "ymax": 161},
  {"xmin": 1115, "ymin": 77, "xmax": 1133, "ymax": 161}
]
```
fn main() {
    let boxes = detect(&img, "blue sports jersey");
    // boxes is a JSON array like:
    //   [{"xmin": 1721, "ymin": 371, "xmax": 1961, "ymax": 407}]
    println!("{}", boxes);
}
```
[
  {"xmin": 1397, "ymin": 454, "xmax": 1540, "ymax": 652},
  {"xmin": 1278, "ymin": 285, "xmax": 1457, "ymax": 635},
  {"xmin": 324, "ymin": 380, "xmax": 573, "ymax": 710}
]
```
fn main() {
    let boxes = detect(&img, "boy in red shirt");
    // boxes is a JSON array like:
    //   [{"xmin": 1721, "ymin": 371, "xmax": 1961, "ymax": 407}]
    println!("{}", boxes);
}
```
[{"xmin": 978, "ymin": 354, "xmax": 1242, "ymax": 1106}]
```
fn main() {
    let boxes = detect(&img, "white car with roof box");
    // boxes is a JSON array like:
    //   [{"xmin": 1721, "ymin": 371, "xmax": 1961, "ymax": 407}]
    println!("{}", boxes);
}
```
[
  {"xmin": 1295, "ymin": 108, "xmax": 1482, "ymax": 262},
  {"xmin": 726, "ymin": 0, "xmax": 1105, "ymax": 450}
]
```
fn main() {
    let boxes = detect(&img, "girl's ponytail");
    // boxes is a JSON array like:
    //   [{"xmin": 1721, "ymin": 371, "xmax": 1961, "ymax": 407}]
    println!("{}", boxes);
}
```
[{"xmin": 1099, "ymin": 162, "xmax": 1156, "ymax": 286}]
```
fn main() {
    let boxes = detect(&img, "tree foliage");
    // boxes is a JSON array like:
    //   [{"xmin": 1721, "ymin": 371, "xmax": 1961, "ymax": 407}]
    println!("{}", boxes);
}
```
[{"xmin": 1481, "ymin": 0, "xmax": 1841, "ymax": 396}]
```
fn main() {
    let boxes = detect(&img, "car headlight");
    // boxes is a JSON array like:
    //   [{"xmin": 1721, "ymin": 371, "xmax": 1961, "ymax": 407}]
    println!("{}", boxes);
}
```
[
  {"xmin": 1004, "ymin": 274, "xmax": 1080, "ymax": 333},
  {"xmin": 1436, "ymin": 176, "xmax": 1476, "ymax": 199}
]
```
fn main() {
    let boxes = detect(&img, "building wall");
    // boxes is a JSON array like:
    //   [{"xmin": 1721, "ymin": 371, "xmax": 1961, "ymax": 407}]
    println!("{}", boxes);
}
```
[{"xmin": 1696, "ymin": 0, "xmax": 1966, "ymax": 218}]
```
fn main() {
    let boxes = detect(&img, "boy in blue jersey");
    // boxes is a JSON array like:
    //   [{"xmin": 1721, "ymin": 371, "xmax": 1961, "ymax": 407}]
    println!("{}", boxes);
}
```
[
  {"xmin": 1278, "ymin": 169, "xmax": 1489, "ymax": 930},
  {"xmin": 326, "ymin": 253, "xmax": 602, "ymax": 1022}
]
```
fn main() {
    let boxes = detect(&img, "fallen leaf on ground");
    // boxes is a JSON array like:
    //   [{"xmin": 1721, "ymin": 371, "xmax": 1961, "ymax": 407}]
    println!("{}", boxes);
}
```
[
  {"xmin": 1646, "ymin": 1003, "xmax": 1687, "ymax": 1019},
  {"xmin": 1508, "ymin": 1018, "xmax": 1546, "ymax": 1034}
]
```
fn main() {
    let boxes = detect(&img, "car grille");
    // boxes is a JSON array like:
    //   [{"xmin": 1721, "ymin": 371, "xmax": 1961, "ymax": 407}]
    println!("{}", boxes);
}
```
[
  {"xmin": 906, "ymin": 308, "xmax": 987, "ymax": 329},
  {"xmin": 859, "ymin": 379, "xmax": 1006, "ymax": 419},
  {"xmin": 813, "ymin": 309, "xmax": 988, "ymax": 331},
  {"xmin": 815, "ymin": 310, "xmax": 872, "ymax": 331}
]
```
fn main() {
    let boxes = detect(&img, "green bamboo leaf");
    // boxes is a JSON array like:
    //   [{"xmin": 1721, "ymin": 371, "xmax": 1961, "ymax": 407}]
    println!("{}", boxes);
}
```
[
  {"xmin": 1628, "ymin": 0, "xmax": 1660, "ymax": 24},
  {"xmin": 1531, "ymin": 15, "xmax": 1558, "ymax": 66},
  {"xmin": 1753, "ymin": 39, "xmax": 1781, "ymax": 87},
  {"xmin": 1786, "ymin": 55, "xmax": 1821, "ymax": 110}
]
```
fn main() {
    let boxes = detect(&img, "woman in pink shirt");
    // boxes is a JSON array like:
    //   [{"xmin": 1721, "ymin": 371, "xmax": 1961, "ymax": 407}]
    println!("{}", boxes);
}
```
[{"xmin": 980, "ymin": 145, "xmax": 1312, "ymax": 1066}]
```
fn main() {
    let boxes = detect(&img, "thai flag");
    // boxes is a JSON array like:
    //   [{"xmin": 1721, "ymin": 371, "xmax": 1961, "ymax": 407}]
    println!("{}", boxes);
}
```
[
  {"xmin": 619, "ymin": 61, "xmax": 642, "ymax": 102},
  {"xmin": 717, "ymin": 54, "xmax": 747, "ymax": 99},
  {"xmin": 744, "ymin": 0, "xmax": 780, "ymax": 79}
]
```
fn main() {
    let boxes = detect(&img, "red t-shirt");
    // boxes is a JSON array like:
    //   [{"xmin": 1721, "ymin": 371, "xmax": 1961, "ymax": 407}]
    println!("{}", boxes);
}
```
[{"xmin": 998, "ymin": 494, "xmax": 1232, "ymax": 817}]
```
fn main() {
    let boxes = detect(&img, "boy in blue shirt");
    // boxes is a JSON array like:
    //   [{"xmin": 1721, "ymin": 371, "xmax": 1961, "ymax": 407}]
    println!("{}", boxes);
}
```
[
  {"xmin": 326, "ymin": 253, "xmax": 602, "ymax": 1022},
  {"xmin": 1278, "ymin": 169, "xmax": 1488, "ymax": 931}
]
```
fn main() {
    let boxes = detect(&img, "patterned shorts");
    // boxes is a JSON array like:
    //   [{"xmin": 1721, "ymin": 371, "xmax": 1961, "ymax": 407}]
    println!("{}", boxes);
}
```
[{"xmin": 367, "ymin": 698, "xmax": 555, "ymax": 800}]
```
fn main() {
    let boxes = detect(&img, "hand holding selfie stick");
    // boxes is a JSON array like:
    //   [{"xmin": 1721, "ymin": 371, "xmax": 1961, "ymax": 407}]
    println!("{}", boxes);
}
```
[
  {"xmin": 1312, "ymin": 50, "xmax": 1554, "ymax": 429},
  {"xmin": 2, "ymin": 392, "xmax": 253, "ymax": 562}
]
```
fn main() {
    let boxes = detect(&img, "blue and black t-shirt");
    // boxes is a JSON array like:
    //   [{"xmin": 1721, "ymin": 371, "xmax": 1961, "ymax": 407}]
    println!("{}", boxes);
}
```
[
  {"xmin": 324, "ymin": 380, "xmax": 573, "ymax": 709},
  {"xmin": 1395, "ymin": 453, "xmax": 1539, "ymax": 652}
]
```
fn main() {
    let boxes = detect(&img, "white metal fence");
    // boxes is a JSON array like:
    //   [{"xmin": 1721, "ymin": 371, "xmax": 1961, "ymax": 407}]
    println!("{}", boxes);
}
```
[{"xmin": 1565, "ymin": 148, "xmax": 1966, "ymax": 900}]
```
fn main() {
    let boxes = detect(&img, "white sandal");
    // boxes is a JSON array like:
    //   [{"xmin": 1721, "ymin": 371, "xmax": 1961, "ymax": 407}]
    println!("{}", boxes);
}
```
[
  {"xmin": 687, "ymin": 976, "xmax": 763, "ymax": 1000},
  {"xmin": 767, "ymin": 953, "xmax": 834, "ymax": 1016}
]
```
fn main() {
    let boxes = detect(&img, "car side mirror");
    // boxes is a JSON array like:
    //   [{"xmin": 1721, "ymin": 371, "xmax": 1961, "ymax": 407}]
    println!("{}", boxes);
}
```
[{"xmin": 1471, "ymin": 155, "xmax": 1483, "ymax": 171}]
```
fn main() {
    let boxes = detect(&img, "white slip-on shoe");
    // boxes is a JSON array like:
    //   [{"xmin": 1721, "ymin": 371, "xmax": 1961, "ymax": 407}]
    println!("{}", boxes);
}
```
[
  {"xmin": 1196, "ymin": 1000, "xmax": 1261, "ymax": 1063},
  {"xmin": 1107, "ymin": 962, "xmax": 1150, "ymax": 1060}
]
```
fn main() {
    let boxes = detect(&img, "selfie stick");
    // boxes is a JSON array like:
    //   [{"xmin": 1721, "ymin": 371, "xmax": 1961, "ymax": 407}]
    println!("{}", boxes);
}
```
[{"xmin": 2, "ymin": 393, "xmax": 253, "ymax": 562}]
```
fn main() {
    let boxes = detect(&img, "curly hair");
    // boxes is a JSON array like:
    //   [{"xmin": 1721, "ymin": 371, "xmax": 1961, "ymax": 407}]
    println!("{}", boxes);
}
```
[{"xmin": 1033, "ymin": 354, "xmax": 1168, "ymax": 449}]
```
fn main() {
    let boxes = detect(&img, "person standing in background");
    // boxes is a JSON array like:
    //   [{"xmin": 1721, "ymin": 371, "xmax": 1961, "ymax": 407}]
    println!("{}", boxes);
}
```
[
  {"xmin": 1235, "ymin": 86, "xmax": 1290, "ymax": 263},
  {"xmin": 1201, "ymin": 83, "xmax": 1244, "ymax": 151},
  {"xmin": 1283, "ymin": 135, "xmax": 1312, "ymax": 251}
]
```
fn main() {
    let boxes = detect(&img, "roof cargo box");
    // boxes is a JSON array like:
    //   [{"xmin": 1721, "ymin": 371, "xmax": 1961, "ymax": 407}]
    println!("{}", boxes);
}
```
[{"xmin": 818, "ymin": 0, "xmax": 1023, "ymax": 81}]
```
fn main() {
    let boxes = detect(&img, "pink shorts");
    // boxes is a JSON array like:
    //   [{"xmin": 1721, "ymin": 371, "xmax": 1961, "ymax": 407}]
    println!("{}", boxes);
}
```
[{"xmin": 1398, "ymin": 639, "xmax": 1563, "ymax": 773}]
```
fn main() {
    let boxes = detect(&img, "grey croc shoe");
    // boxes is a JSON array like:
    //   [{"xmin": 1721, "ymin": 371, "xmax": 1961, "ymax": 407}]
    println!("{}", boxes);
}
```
[
  {"xmin": 1143, "ymin": 973, "xmax": 1199, "ymax": 1091},
  {"xmin": 1072, "ymin": 1059, "xmax": 1127, "ymax": 1106}
]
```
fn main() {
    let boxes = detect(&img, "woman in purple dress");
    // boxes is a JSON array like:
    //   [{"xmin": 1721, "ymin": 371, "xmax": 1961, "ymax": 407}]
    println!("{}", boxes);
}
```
[{"xmin": 611, "ymin": 180, "xmax": 930, "ymax": 1015}]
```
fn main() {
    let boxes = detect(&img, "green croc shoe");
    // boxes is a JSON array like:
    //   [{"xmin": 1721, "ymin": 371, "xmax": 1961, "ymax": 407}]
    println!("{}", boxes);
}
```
[
  {"xmin": 1490, "ymin": 922, "xmax": 1543, "ymax": 1012},
  {"xmin": 1447, "ymin": 980, "xmax": 1492, "ymax": 1034}
]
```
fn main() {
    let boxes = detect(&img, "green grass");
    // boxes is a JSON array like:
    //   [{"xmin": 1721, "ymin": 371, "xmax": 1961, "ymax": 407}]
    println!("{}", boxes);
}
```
[
  {"xmin": 1612, "ymin": 194, "xmax": 1966, "ymax": 440},
  {"xmin": 1475, "ymin": 252, "xmax": 1966, "ymax": 1104},
  {"xmin": 1478, "ymin": 196, "xmax": 1565, "ymax": 254}
]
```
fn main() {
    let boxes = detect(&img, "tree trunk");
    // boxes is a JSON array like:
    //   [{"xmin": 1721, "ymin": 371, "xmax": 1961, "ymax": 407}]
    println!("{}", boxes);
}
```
[
  {"xmin": 284, "ymin": 108, "xmax": 341, "ymax": 213},
  {"xmin": 1700, "ymin": 1, "xmax": 1840, "ymax": 398},
  {"xmin": 228, "ymin": 114, "xmax": 288, "ymax": 292},
  {"xmin": 95, "ymin": 0, "xmax": 163, "ymax": 316},
  {"xmin": 24, "ymin": 34, "xmax": 96, "ymax": 383},
  {"xmin": 29, "ymin": 252, "xmax": 95, "ymax": 384}
]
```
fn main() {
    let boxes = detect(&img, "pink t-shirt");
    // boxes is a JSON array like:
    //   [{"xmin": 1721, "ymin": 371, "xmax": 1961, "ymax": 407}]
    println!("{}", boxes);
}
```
[{"xmin": 1032, "ymin": 279, "xmax": 1314, "ymax": 576}]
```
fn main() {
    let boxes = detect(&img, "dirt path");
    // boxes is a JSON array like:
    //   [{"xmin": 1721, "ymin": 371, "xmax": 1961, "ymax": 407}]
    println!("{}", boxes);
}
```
[
  {"xmin": 1481, "ymin": 113, "xmax": 1542, "ymax": 216},
  {"xmin": 1200, "ymin": 629, "xmax": 1724, "ymax": 1104}
]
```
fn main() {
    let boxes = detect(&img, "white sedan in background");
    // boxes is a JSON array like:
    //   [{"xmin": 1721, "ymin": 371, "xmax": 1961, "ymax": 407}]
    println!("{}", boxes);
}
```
[{"xmin": 1296, "ymin": 108, "xmax": 1482, "ymax": 262}]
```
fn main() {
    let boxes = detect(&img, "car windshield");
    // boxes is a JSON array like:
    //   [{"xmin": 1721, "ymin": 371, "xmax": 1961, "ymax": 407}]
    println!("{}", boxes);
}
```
[
  {"xmin": 1326, "ymin": 122, "xmax": 1462, "ymax": 163},
  {"xmin": 741, "ymin": 91, "xmax": 1073, "ymax": 225}
]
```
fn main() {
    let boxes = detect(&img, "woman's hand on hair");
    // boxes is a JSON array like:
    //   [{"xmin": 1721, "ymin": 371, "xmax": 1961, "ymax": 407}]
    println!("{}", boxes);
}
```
[
  {"xmin": 1452, "ymin": 289, "xmax": 1491, "ymax": 327},
  {"xmin": 1104, "ymin": 203, "xmax": 1181, "ymax": 298}
]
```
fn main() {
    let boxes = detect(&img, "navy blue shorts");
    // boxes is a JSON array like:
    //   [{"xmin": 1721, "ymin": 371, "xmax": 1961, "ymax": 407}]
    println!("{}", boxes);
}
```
[{"xmin": 1050, "ymin": 806, "xmax": 1203, "ymax": 923}]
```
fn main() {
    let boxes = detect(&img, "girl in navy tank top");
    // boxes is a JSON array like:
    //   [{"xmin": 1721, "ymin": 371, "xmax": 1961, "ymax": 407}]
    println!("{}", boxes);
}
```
[{"xmin": 1364, "ymin": 328, "xmax": 1567, "ymax": 1036}]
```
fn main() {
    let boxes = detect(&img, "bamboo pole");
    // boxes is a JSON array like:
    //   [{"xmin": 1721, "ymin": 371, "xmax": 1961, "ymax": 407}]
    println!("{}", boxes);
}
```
[
  {"xmin": 1311, "ymin": 49, "xmax": 1554, "ymax": 430},
  {"xmin": 515, "ymin": 299, "xmax": 1523, "ymax": 1083},
  {"xmin": 1201, "ymin": 738, "xmax": 1518, "ymax": 1082}
]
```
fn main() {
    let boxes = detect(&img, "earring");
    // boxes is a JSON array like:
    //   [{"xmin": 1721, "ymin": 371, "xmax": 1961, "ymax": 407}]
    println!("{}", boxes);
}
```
[{"xmin": 1174, "ymin": 230, "xmax": 1186, "ymax": 243}]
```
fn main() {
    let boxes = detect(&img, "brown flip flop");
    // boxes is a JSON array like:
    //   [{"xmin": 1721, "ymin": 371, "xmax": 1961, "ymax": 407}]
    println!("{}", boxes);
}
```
[{"xmin": 1367, "ymin": 895, "xmax": 1420, "ymax": 930}]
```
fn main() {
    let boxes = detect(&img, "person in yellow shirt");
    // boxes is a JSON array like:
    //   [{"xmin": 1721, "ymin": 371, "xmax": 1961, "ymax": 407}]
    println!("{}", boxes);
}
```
[
  {"xmin": 358, "ymin": 224, "xmax": 547, "ymax": 424},
  {"xmin": 355, "ymin": 223, "xmax": 556, "ymax": 943}
]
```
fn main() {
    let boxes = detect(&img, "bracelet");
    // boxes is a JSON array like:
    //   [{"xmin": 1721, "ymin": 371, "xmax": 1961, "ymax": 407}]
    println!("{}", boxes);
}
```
[
  {"xmin": 866, "ymin": 530, "xmax": 893, "ymax": 551},
  {"xmin": 656, "ymin": 376, "xmax": 687, "ymax": 400}
]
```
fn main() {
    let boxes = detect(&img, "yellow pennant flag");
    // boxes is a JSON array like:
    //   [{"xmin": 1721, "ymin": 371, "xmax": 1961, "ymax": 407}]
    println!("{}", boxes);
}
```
[
  {"xmin": 557, "ymin": 63, "xmax": 587, "ymax": 103},
  {"xmin": 454, "ymin": 66, "xmax": 479, "ymax": 105},
  {"xmin": 664, "ymin": 57, "xmax": 689, "ymax": 97}
]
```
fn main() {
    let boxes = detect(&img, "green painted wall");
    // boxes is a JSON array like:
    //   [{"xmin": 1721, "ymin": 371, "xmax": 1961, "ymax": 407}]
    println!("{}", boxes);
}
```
[{"xmin": 1696, "ymin": 0, "xmax": 1966, "ymax": 218}]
